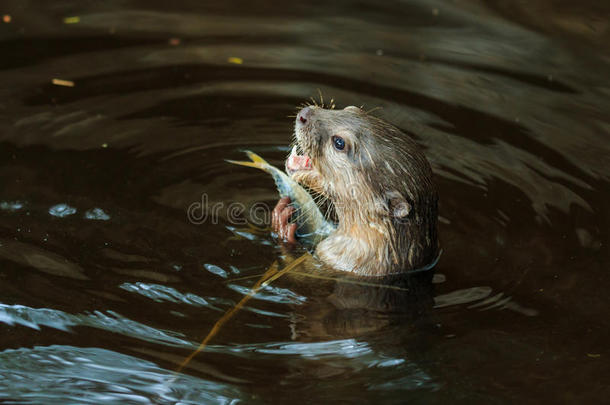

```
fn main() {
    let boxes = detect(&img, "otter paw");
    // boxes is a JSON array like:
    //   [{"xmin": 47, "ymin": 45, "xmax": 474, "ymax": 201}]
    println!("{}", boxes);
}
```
[{"xmin": 271, "ymin": 197, "xmax": 298, "ymax": 244}]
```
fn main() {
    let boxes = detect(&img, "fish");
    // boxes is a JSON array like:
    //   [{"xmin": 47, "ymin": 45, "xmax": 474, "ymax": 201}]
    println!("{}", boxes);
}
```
[{"xmin": 227, "ymin": 150, "xmax": 335, "ymax": 244}]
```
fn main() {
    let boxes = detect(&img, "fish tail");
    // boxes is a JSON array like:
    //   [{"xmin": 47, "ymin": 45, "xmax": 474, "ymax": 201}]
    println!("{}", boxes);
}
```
[
  {"xmin": 226, "ymin": 150, "xmax": 270, "ymax": 171},
  {"xmin": 244, "ymin": 150, "xmax": 268, "ymax": 164}
]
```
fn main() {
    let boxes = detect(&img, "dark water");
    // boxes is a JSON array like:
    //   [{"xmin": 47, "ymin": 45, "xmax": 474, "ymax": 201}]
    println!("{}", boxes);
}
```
[{"xmin": 1, "ymin": 1, "xmax": 609, "ymax": 403}]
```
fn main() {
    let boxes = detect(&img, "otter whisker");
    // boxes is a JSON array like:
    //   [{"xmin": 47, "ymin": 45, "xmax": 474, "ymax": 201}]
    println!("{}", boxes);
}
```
[
  {"xmin": 319, "ymin": 199, "xmax": 333, "ymax": 225},
  {"xmin": 311, "ymin": 197, "xmax": 329, "ymax": 210},
  {"xmin": 313, "ymin": 193, "xmax": 329, "ymax": 204},
  {"xmin": 290, "ymin": 209, "xmax": 318, "ymax": 228},
  {"xmin": 288, "ymin": 192, "xmax": 330, "ymax": 226}
]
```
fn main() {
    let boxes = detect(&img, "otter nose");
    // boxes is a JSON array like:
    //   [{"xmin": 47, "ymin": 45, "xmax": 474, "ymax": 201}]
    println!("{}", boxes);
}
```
[{"xmin": 297, "ymin": 106, "xmax": 313, "ymax": 124}]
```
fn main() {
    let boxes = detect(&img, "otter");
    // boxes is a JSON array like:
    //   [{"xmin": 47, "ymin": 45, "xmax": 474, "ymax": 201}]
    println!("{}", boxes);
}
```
[{"xmin": 272, "ymin": 105, "xmax": 439, "ymax": 277}]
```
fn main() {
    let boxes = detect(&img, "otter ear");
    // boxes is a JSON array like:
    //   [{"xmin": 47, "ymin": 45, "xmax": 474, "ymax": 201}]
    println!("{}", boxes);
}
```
[
  {"xmin": 344, "ymin": 106, "xmax": 362, "ymax": 113},
  {"xmin": 385, "ymin": 190, "xmax": 411, "ymax": 219}
]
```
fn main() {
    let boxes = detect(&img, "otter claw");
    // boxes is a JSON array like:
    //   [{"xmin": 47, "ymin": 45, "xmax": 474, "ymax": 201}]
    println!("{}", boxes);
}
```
[{"xmin": 272, "ymin": 197, "xmax": 297, "ymax": 244}]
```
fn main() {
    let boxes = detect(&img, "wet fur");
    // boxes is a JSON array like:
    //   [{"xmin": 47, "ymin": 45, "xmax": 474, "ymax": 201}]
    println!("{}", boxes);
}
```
[{"xmin": 290, "ymin": 105, "xmax": 438, "ymax": 276}]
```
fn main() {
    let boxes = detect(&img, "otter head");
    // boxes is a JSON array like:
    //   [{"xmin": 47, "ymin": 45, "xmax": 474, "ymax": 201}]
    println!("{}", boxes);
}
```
[{"xmin": 287, "ymin": 104, "xmax": 438, "ymax": 275}]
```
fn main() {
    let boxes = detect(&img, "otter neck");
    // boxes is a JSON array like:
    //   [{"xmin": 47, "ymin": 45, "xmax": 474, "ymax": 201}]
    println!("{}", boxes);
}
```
[{"xmin": 326, "ymin": 199, "xmax": 398, "ymax": 276}]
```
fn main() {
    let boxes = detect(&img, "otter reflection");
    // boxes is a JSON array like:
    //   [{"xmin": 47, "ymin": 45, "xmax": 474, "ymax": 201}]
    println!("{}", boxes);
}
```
[{"xmin": 283, "ymin": 259, "xmax": 435, "ymax": 341}]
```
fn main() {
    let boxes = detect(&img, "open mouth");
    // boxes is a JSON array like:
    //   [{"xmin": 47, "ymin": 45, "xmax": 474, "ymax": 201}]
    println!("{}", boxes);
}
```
[{"xmin": 286, "ymin": 145, "xmax": 312, "ymax": 175}]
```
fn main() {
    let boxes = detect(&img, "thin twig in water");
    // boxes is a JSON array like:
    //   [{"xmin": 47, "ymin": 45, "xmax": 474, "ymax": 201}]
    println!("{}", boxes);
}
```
[{"xmin": 175, "ymin": 253, "xmax": 310, "ymax": 374}]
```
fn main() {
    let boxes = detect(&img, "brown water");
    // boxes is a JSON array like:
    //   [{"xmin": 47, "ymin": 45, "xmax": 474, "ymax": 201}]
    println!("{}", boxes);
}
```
[{"xmin": 0, "ymin": 1, "xmax": 608, "ymax": 403}]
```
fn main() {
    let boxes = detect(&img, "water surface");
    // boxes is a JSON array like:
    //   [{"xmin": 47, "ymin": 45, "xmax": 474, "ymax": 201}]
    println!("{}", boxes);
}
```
[{"xmin": 0, "ymin": 1, "xmax": 608, "ymax": 403}]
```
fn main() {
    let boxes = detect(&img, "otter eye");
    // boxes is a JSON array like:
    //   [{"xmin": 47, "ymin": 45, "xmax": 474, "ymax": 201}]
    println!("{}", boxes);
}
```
[{"xmin": 332, "ymin": 135, "xmax": 345, "ymax": 151}]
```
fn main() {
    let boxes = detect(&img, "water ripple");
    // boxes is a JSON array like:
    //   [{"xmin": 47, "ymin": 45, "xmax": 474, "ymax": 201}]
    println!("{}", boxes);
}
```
[
  {"xmin": 219, "ymin": 339, "xmax": 373, "ymax": 359},
  {"xmin": 119, "ymin": 282, "xmax": 221, "ymax": 311},
  {"xmin": 48, "ymin": 204, "xmax": 77, "ymax": 218},
  {"xmin": 0, "ymin": 345, "xmax": 246, "ymax": 404},
  {"xmin": 0, "ymin": 201, "xmax": 24, "ymax": 212},
  {"xmin": 0, "ymin": 304, "xmax": 194, "ymax": 349},
  {"xmin": 227, "ymin": 283, "xmax": 307, "ymax": 305},
  {"xmin": 84, "ymin": 207, "xmax": 111, "ymax": 221},
  {"xmin": 204, "ymin": 263, "xmax": 229, "ymax": 279},
  {"xmin": 212, "ymin": 339, "xmax": 438, "ymax": 391},
  {"xmin": 434, "ymin": 287, "xmax": 538, "ymax": 316},
  {"xmin": 434, "ymin": 287, "xmax": 493, "ymax": 308}
]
